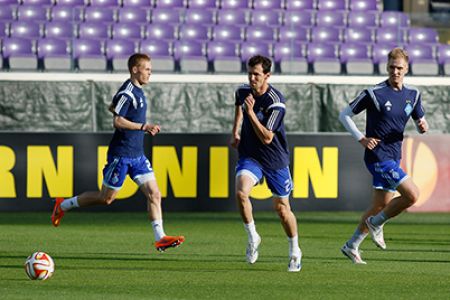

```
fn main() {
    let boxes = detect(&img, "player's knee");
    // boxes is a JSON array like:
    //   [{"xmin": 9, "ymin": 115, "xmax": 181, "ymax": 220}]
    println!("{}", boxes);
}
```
[
  {"xmin": 102, "ymin": 196, "xmax": 115, "ymax": 205},
  {"xmin": 236, "ymin": 190, "xmax": 249, "ymax": 202},
  {"xmin": 406, "ymin": 188, "xmax": 420, "ymax": 206},
  {"xmin": 274, "ymin": 204, "xmax": 289, "ymax": 219},
  {"xmin": 150, "ymin": 190, "xmax": 161, "ymax": 203}
]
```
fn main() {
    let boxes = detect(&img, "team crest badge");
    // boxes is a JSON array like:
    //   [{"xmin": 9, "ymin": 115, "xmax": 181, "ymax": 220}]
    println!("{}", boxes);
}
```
[
  {"xmin": 404, "ymin": 100, "xmax": 413, "ymax": 116},
  {"xmin": 385, "ymin": 100, "xmax": 392, "ymax": 111}
]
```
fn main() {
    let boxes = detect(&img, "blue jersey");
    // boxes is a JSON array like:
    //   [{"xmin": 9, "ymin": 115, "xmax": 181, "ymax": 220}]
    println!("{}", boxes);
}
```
[
  {"xmin": 108, "ymin": 79, "xmax": 147, "ymax": 158},
  {"xmin": 235, "ymin": 84, "xmax": 290, "ymax": 170},
  {"xmin": 350, "ymin": 80, "xmax": 425, "ymax": 163}
]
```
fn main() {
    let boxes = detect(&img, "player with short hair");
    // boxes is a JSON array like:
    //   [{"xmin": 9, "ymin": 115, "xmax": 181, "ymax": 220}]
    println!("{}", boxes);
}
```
[
  {"xmin": 51, "ymin": 53, "xmax": 184, "ymax": 252},
  {"xmin": 231, "ymin": 55, "xmax": 302, "ymax": 272},
  {"xmin": 339, "ymin": 48, "xmax": 429, "ymax": 264}
]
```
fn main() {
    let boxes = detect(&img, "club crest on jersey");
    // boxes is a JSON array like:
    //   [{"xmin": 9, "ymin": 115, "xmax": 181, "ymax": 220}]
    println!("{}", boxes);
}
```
[
  {"xmin": 385, "ymin": 100, "xmax": 392, "ymax": 111},
  {"xmin": 404, "ymin": 102, "xmax": 413, "ymax": 116}
]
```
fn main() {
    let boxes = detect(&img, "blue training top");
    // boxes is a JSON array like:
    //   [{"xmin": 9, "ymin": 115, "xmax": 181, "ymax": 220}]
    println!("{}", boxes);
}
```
[
  {"xmin": 108, "ymin": 79, "xmax": 147, "ymax": 158},
  {"xmin": 349, "ymin": 80, "xmax": 425, "ymax": 164},
  {"xmin": 235, "ymin": 84, "xmax": 290, "ymax": 170}
]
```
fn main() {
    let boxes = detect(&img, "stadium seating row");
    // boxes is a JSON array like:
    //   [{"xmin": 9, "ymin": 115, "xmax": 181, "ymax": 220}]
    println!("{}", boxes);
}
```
[
  {"xmin": 1, "ymin": 37, "xmax": 449, "ymax": 75},
  {"xmin": 2, "ymin": 0, "xmax": 382, "ymax": 11}
]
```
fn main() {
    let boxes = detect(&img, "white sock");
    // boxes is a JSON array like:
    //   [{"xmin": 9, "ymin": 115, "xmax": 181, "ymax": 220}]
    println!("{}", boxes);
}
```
[
  {"xmin": 244, "ymin": 221, "xmax": 259, "ymax": 242},
  {"xmin": 347, "ymin": 228, "xmax": 368, "ymax": 249},
  {"xmin": 60, "ymin": 196, "xmax": 79, "ymax": 212},
  {"xmin": 152, "ymin": 219, "xmax": 166, "ymax": 241},
  {"xmin": 288, "ymin": 235, "xmax": 301, "ymax": 258}
]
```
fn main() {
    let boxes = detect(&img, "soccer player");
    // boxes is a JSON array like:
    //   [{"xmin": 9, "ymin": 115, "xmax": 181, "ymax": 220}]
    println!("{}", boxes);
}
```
[
  {"xmin": 51, "ymin": 53, "xmax": 185, "ymax": 252},
  {"xmin": 230, "ymin": 55, "xmax": 302, "ymax": 272},
  {"xmin": 339, "ymin": 48, "xmax": 429, "ymax": 264}
]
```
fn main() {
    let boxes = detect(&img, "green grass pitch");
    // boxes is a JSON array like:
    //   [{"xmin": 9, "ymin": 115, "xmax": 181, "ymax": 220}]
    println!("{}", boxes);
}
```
[{"xmin": 0, "ymin": 211, "xmax": 449, "ymax": 299}]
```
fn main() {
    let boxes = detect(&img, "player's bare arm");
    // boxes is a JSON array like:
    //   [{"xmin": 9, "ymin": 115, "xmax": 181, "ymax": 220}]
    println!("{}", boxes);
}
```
[
  {"xmin": 416, "ymin": 117, "xmax": 429, "ymax": 134},
  {"xmin": 231, "ymin": 105, "xmax": 243, "ymax": 148},
  {"xmin": 244, "ymin": 94, "xmax": 274, "ymax": 145},
  {"xmin": 358, "ymin": 136, "xmax": 381, "ymax": 150}
]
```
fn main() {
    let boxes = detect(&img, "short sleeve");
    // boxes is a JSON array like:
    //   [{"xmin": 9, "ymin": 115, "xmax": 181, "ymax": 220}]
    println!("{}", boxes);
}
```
[
  {"xmin": 411, "ymin": 91, "xmax": 425, "ymax": 120},
  {"xmin": 349, "ymin": 90, "xmax": 371, "ymax": 115},
  {"xmin": 263, "ymin": 105, "xmax": 285, "ymax": 131},
  {"xmin": 113, "ymin": 93, "xmax": 132, "ymax": 117}
]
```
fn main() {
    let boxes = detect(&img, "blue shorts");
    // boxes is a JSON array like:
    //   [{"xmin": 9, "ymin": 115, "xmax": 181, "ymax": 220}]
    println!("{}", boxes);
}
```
[
  {"xmin": 103, "ymin": 154, "xmax": 155, "ymax": 190},
  {"xmin": 236, "ymin": 157, "xmax": 293, "ymax": 198},
  {"xmin": 365, "ymin": 160, "xmax": 408, "ymax": 192}
]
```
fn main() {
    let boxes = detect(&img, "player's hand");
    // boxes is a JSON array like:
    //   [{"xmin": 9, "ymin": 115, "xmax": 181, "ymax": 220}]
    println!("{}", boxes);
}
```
[
  {"xmin": 143, "ymin": 124, "xmax": 161, "ymax": 136},
  {"xmin": 416, "ymin": 118, "xmax": 429, "ymax": 134},
  {"xmin": 359, "ymin": 136, "xmax": 381, "ymax": 150},
  {"xmin": 244, "ymin": 94, "xmax": 255, "ymax": 113},
  {"xmin": 230, "ymin": 135, "xmax": 240, "ymax": 148}
]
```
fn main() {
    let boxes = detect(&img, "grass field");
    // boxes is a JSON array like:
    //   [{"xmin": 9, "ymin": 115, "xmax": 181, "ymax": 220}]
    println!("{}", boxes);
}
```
[{"xmin": 0, "ymin": 211, "xmax": 449, "ymax": 299}]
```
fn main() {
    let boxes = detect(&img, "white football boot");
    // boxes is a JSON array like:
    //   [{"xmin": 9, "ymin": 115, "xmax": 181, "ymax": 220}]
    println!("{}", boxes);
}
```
[
  {"xmin": 246, "ymin": 235, "xmax": 261, "ymax": 264},
  {"xmin": 366, "ymin": 216, "xmax": 386, "ymax": 250},
  {"xmin": 287, "ymin": 252, "xmax": 302, "ymax": 272},
  {"xmin": 341, "ymin": 243, "xmax": 367, "ymax": 264}
]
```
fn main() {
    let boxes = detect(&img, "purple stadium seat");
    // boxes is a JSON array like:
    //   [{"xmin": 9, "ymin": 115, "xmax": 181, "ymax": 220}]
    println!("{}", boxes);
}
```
[
  {"xmin": 89, "ymin": 0, "xmax": 120, "ymax": 7},
  {"xmin": 349, "ymin": 0, "xmax": 378, "ymax": 11},
  {"xmin": 145, "ymin": 23, "xmax": 178, "ymax": 40},
  {"xmin": 22, "ymin": 0, "xmax": 54, "ymax": 5},
  {"xmin": 17, "ymin": 5, "xmax": 49, "ymax": 22},
  {"xmin": 311, "ymin": 26, "xmax": 341, "ymax": 43},
  {"xmin": 285, "ymin": 0, "xmax": 316, "ymax": 10},
  {"xmin": 245, "ymin": 26, "xmax": 275, "ymax": 42},
  {"xmin": 380, "ymin": 11, "xmax": 410, "ymax": 28},
  {"xmin": 106, "ymin": 39, "xmax": 137, "ymax": 71},
  {"xmin": 122, "ymin": 0, "xmax": 152, "ymax": 7},
  {"xmin": 347, "ymin": 11, "xmax": 378, "ymax": 28},
  {"xmin": 139, "ymin": 39, "xmax": 174, "ymax": 71},
  {"xmin": 151, "ymin": 8, "xmax": 182, "ymax": 24},
  {"xmin": 372, "ymin": 42, "xmax": 396, "ymax": 74},
  {"xmin": 273, "ymin": 41, "xmax": 307, "ymax": 74},
  {"xmin": 240, "ymin": 41, "xmax": 271, "ymax": 63},
  {"xmin": 438, "ymin": 44, "xmax": 450, "ymax": 75},
  {"xmin": 173, "ymin": 40, "xmax": 208, "ymax": 72},
  {"xmin": 117, "ymin": 7, "xmax": 149, "ymax": 23},
  {"xmin": 207, "ymin": 40, "xmax": 241, "ymax": 73},
  {"xmin": 340, "ymin": 43, "xmax": 373, "ymax": 74},
  {"xmin": 408, "ymin": 27, "xmax": 439, "ymax": 44},
  {"xmin": 3, "ymin": 37, "xmax": 38, "ymax": 70},
  {"xmin": 216, "ymin": 9, "xmax": 248, "ymax": 26},
  {"xmin": 250, "ymin": 10, "xmax": 281, "ymax": 27},
  {"xmin": 315, "ymin": 10, "xmax": 346, "ymax": 27},
  {"xmin": 10, "ymin": 21, "xmax": 42, "ymax": 38},
  {"xmin": 45, "ymin": 21, "xmax": 75, "ymax": 39},
  {"xmin": 184, "ymin": 8, "xmax": 216, "ymax": 25},
  {"xmin": 278, "ymin": 26, "xmax": 309, "ymax": 42},
  {"xmin": 0, "ymin": 0, "xmax": 20, "ymax": 4},
  {"xmin": 221, "ymin": 0, "xmax": 251, "ymax": 9},
  {"xmin": 84, "ymin": 7, "xmax": 115, "ymax": 23},
  {"xmin": 317, "ymin": 0, "xmax": 346, "ymax": 10},
  {"xmin": 344, "ymin": 27, "xmax": 374, "ymax": 44},
  {"xmin": 37, "ymin": 38, "xmax": 72, "ymax": 71},
  {"xmin": 178, "ymin": 24, "xmax": 209, "ymax": 41},
  {"xmin": 154, "ymin": 0, "xmax": 185, "ymax": 9},
  {"xmin": 72, "ymin": 38, "xmax": 107, "ymax": 71},
  {"xmin": 307, "ymin": 42, "xmax": 341, "ymax": 74},
  {"xmin": 57, "ymin": 0, "xmax": 86, "ymax": 6},
  {"xmin": 187, "ymin": 0, "xmax": 218, "ymax": 9},
  {"xmin": 0, "ymin": 6, "xmax": 15, "ymax": 22},
  {"xmin": 376, "ymin": 27, "xmax": 406, "ymax": 44},
  {"xmin": 406, "ymin": 43, "xmax": 439, "ymax": 75},
  {"xmin": 253, "ymin": 0, "xmax": 283, "ymax": 10},
  {"xmin": 212, "ymin": 24, "xmax": 242, "ymax": 41},
  {"xmin": 78, "ymin": 22, "xmax": 110, "ymax": 39},
  {"xmin": 283, "ymin": 10, "xmax": 314, "ymax": 27},
  {"xmin": 0, "ymin": 22, "xmax": 8, "ymax": 37},
  {"xmin": 51, "ymin": 6, "xmax": 83, "ymax": 22},
  {"xmin": 112, "ymin": 23, "xmax": 142, "ymax": 40}
]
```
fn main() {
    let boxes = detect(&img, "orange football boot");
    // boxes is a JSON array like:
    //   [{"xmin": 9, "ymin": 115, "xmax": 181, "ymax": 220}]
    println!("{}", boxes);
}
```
[
  {"xmin": 51, "ymin": 198, "xmax": 65, "ymax": 227},
  {"xmin": 155, "ymin": 235, "xmax": 185, "ymax": 252}
]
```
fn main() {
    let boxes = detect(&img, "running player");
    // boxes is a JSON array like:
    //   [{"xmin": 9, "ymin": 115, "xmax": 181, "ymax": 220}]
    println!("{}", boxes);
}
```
[
  {"xmin": 231, "ymin": 55, "xmax": 302, "ymax": 272},
  {"xmin": 51, "ymin": 53, "xmax": 184, "ymax": 252},
  {"xmin": 339, "ymin": 48, "xmax": 429, "ymax": 264}
]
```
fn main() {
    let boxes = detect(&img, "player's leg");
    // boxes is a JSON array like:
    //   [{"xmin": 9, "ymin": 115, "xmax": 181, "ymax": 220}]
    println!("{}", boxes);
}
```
[
  {"xmin": 235, "ymin": 158, "xmax": 263, "ymax": 264},
  {"xmin": 365, "ymin": 160, "xmax": 410, "ymax": 249},
  {"xmin": 132, "ymin": 155, "xmax": 184, "ymax": 252}
]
